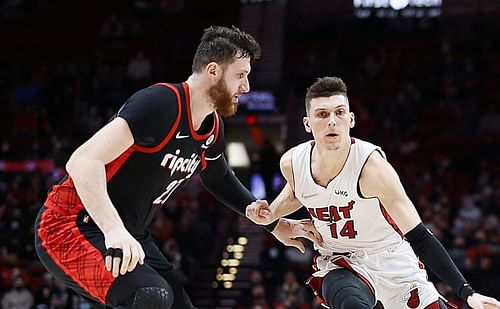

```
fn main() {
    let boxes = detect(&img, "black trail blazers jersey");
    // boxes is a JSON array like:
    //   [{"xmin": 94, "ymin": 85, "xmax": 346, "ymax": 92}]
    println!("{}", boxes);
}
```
[{"xmin": 45, "ymin": 83, "xmax": 223, "ymax": 236}]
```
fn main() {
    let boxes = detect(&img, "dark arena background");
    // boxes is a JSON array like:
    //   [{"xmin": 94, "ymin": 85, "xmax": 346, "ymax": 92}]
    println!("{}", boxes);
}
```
[{"xmin": 0, "ymin": 0, "xmax": 499, "ymax": 308}]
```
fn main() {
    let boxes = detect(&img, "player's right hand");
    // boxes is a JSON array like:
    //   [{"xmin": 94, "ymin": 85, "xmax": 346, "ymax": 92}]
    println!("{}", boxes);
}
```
[
  {"xmin": 272, "ymin": 218, "xmax": 323, "ymax": 253},
  {"xmin": 246, "ymin": 200, "xmax": 275, "ymax": 225},
  {"xmin": 104, "ymin": 227, "xmax": 145, "ymax": 277},
  {"xmin": 468, "ymin": 293, "xmax": 500, "ymax": 309}
]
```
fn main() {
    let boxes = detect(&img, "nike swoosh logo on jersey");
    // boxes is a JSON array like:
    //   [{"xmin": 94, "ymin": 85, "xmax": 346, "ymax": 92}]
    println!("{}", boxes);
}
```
[
  {"xmin": 175, "ymin": 132, "xmax": 190, "ymax": 139},
  {"xmin": 301, "ymin": 192, "xmax": 319, "ymax": 198}
]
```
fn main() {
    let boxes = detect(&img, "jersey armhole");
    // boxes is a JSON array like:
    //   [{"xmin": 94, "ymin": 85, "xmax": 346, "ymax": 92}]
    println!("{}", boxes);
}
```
[
  {"xmin": 356, "ymin": 148, "xmax": 384, "ymax": 199},
  {"xmin": 204, "ymin": 116, "xmax": 223, "ymax": 161}
]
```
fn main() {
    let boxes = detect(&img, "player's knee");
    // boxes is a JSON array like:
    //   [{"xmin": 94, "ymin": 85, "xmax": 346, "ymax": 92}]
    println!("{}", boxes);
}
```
[
  {"xmin": 335, "ymin": 294, "xmax": 372, "ymax": 309},
  {"xmin": 323, "ymin": 270, "xmax": 375, "ymax": 309},
  {"xmin": 328, "ymin": 286, "xmax": 374, "ymax": 309},
  {"xmin": 131, "ymin": 286, "xmax": 174, "ymax": 309}
]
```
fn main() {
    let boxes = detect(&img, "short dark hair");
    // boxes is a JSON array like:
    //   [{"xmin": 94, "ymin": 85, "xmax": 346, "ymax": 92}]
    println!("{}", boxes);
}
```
[
  {"xmin": 192, "ymin": 26, "xmax": 261, "ymax": 73},
  {"xmin": 305, "ymin": 77, "xmax": 348, "ymax": 113}
]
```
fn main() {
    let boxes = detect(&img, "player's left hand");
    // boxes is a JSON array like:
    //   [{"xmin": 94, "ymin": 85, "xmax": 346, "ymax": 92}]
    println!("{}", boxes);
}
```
[
  {"xmin": 271, "ymin": 218, "xmax": 323, "ymax": 253},
  {"xmin": 468, "ymin": 293, "xmax": 500, "ymax": 309},
  {"xmin": 246, "ymin": 200, "xmax": 274, "ymax": 225}
]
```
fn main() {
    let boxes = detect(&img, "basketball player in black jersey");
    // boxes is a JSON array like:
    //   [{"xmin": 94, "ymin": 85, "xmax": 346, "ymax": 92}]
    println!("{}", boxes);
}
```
[{"xmin": 34, "ymin": 26, "xmax": 322, "ymax": 309}]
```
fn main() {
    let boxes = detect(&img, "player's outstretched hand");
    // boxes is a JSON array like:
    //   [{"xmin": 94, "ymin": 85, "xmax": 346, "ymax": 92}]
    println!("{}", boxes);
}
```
[
  {"xmin": 104, "ymin": 226, "xmax": 145, "ymax": 277},
  {"xmin": 246, "ymin": 199, "xmax": 274, "ymax": 225},
  {"xmin": 272, "ymin": 218, "xmax": 323, "ymax": 253},
  {"xmin": 468, "ymin": 293, "xmax": 500, "ymax": 309}
]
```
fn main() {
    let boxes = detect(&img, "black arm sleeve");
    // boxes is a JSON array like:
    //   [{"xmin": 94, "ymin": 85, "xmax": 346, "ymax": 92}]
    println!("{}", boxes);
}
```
[
  {"xmin": 200, "ymin": 154, "xmax": 278, "ymax": 232},
  {"xmin": 405, "ymin": 223, "xmax": 474, "ymax": 301},
  {"xmin": 117, "ymin": 85, "xmax": 179, "ymax": 147}
]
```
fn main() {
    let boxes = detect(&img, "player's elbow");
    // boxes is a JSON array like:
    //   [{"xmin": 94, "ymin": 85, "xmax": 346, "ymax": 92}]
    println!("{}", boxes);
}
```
[
  {"xmin": 65, "ymin": 151, "xmax": 81, "ymax": 177},
  {"xmin": 200, "ymin": 172, "xmax": 221, "ymax": 188},
  {"xmin": 65, "ymin": 150, "xmax": 100, "ymax": 179},
  {"xmin": 200, "ymin": 161, "xmax": 229, "ymax": 187}
]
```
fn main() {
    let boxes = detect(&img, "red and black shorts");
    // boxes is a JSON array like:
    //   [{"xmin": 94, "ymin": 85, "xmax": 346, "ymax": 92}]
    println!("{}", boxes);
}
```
[{"xmin": 34, "ymin": 205, "xmax": 192, "ymax": 308}]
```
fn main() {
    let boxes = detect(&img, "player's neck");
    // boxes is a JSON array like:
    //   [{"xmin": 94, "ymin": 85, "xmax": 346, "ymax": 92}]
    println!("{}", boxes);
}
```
[
  {"xmin": 186, "ymin": 75, "xmax": 215, "ymax": 130},
  {"xmin": 311, "ymin": 141, "xmax": 351, "ymax": 185}
]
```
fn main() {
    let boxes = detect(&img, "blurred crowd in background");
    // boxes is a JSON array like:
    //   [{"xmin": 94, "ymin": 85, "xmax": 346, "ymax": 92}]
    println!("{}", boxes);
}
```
[{"xmin": 0, "ymin": 0, "xmax": 499, "ymax": 308}]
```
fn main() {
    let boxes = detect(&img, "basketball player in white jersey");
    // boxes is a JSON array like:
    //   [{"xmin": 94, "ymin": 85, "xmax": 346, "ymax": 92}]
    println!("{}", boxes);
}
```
[{"xmin": 246, "ymin": 77, "xmax": 500, "ymax": 309}]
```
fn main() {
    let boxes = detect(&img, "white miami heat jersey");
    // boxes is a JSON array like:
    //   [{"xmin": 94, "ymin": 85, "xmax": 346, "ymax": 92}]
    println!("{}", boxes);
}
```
[{"xmin": 292, "ymin": 138, "xmax": 403, "ymax": 254}]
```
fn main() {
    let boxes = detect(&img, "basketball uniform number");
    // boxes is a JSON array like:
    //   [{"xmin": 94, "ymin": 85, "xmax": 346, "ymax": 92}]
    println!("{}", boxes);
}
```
[{"xmin": 329, "ymin": 220, "xmax": 358, "ymax": 239}]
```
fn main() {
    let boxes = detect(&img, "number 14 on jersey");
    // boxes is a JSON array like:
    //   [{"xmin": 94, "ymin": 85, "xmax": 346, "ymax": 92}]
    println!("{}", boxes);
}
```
[
  {"xmin": 329, "ymin": 220, "xmax": 358, "ymax": 239},
  {"xmin": 308, "ymin": 201, "xmax": 359, "ymax": 239}
]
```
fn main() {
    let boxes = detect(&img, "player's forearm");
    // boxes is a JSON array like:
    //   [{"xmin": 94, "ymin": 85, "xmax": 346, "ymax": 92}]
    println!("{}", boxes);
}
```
[
  {"xmin": 66, "ymin": 155, "xmax": 125, "ymax": 234},
  {"xmin": 269, "ymin": 184, "xmax": 302, "ymax": 219},
  {"xmin": 405, "ymin": 223, "xmax": 474, "ymax": 302},
  {"xmin": 201, "ymin": 155, "xmax": 280, "ymax": 231},
  {"xmin": 200, "ymin": 152, "xmax": 256, "ymax": 216}
]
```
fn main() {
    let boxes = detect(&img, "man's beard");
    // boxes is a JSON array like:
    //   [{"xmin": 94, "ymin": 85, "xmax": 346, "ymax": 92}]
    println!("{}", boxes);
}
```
[{"xmin": 208, "ymin": 77, "xmax": 237, "ymax": 117}]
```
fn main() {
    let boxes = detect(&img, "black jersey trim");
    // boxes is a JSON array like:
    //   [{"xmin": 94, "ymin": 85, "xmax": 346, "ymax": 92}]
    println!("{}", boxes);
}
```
[
  {"xmin": 133, "ymin": 83, "xmax": 182, "ymax": 153},
  {"xmin": 182, "ymin": 82, "xmax": 218, "ymax": 141}
]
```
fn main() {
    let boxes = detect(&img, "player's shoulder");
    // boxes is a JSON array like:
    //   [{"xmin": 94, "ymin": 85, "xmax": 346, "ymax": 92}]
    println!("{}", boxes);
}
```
[
  {"xmin": 132, "ymin": 83, "xmax": 178, "ymax": 102},
  {"xmin": 280, "ymin": 148, "xmax": 293, "ymax": 170},
  {"xmin": 117, "ymin": 83, "xmax": 184, "ymax": 143},
  {"xmin": 360, "ymin": 149, "xmax": 392, "ymax": 187},
  {"xmin": 280, "ymin": 144, "xmax": 300, "ymax": 165},
  {"xmin": 279, "ymin": 141, "xmax": 310, "ymax": 179},
  {"xmin": 279, "ymin": 149, "xmax": 294, "ymax": 185},
  {"xmin": 365, "ymin": 149, "xmax": 386, "ymax": 168},
  {"xmin": 280, "ymin": 141, "xmax": 311, "ymax": 164},
  {"xmin": 353, "ymin": 137, "xmax": 380, "ymax": 150},
  {"xmin": 122, "ymin": 83, "xmax": 182, "ymax": 119}
]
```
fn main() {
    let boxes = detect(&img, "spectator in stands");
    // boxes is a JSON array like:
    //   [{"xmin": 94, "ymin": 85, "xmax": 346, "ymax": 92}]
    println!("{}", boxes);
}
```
[
  {"xmin": 101, "ymin": 15, "xmax": 125, "ymax": 39},
  {"xmin": 238, "ymin": 284, "xmax": 271, "ymax": 309},
  {"xmin": 33, "ymin": 272, "xmax": 68, "ymax": 308},
  {"xmin": 126, "ymin": 51, "xmax": 152, "ymax": 86},
  {"xmin": 274, "ymin": 270, "xmax": 308, "ymax": 309},
  {"xmin": 1, "ymin": 276, "xmax": 34, "ymax": 309}
]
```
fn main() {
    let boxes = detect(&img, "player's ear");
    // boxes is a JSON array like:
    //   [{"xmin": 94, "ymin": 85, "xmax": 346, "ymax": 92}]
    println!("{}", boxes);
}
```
[
  {"xmin": 349, "ymin": 112, "xmax": 355, "ymax": 129},
  {"xmin": 303, "ymin": 117, "xmax": 311, "ymax": 133},
  {"xmin": 206, "ymin": 62, "xmax": 220, "ymax": 79}
]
